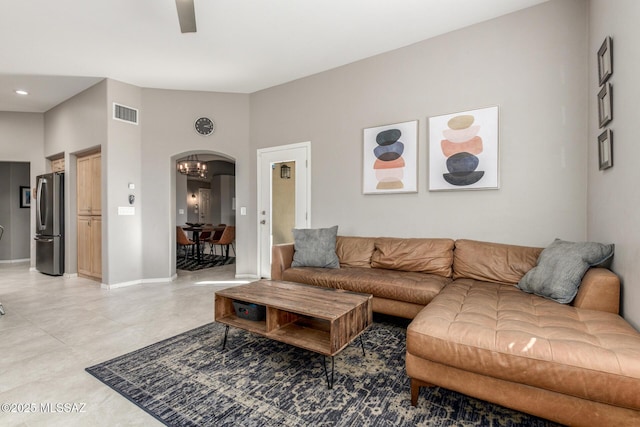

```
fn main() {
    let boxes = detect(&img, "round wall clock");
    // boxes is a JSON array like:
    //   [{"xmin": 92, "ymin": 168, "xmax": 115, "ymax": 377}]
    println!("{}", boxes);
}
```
[{"xmin": 194, "ymin": 117, "xmax": 215, "ymax": 136}]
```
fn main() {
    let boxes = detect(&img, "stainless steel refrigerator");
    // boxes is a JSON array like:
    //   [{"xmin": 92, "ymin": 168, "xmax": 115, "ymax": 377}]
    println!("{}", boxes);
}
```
[{"xmin": 35, "ymin": 172, "xmax": 64, "ymax": 276}]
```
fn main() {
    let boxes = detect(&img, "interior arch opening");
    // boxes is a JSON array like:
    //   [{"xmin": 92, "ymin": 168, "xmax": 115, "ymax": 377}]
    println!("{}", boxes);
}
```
[{"xmin": 173, "ymin": 150, "xmax": 236, "ymax": 275}]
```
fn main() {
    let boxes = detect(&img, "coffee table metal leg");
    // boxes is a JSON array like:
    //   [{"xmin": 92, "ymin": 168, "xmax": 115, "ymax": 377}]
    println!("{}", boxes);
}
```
[
  {"xmin": 359, "ymin": 335, "xmax": 366, "ymax": 357},
  {"xmin": 322, "ymin": 356, "xmax": 335, "ymax": 389},
  {"xmin": 222, "ymin": 325, "xmax": 230, "ymax": 350}
]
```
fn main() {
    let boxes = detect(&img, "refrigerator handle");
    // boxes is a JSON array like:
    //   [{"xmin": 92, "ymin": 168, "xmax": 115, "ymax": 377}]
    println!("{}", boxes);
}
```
[
  {"xmin": 36, "ymin": 178, "xmax": 46, "ymax": 231},
  {"xmin": 34, "ymin": 237, "xmax": 54, "ymax": 243}
]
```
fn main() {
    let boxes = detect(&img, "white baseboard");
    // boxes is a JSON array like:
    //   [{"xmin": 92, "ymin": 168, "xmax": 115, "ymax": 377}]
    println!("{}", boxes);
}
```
[
  {"xmin": 101, "ymin": 280, "xmax": 140, "ymax": 290},
  {"xmin": 101, "ymin": 276, "xmax": 176, "ymax": 289},
  {"xmin": 141, "ymin": 276, "xmax": 177, "ymax": 284},
  {"xmin": 64, "ymin": 273, "xmax": 78, "ymax": 279},
  {"xmin": 235, "ymin": 273, "xmax": 259, "ymax": 280},
  {"xmin": 0, "ymin": 258, "xmax": 30, "ymax": 264}
]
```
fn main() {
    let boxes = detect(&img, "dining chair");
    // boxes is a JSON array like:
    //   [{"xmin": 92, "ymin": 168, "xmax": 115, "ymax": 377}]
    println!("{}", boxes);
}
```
[
  {"xmin": 205, "ymin": 224, "xmax": 226, "ymax": 254},
  {"xmin": 176, "ymin": 226, "xmax": 195, "ymax": 259},
  {"xmin": 212, "ymin": 223, "xmax": 226, "ymax": 239},
  {"xmin": 208, "ymin": 225, "xmax": 236, "ymax": 259}
]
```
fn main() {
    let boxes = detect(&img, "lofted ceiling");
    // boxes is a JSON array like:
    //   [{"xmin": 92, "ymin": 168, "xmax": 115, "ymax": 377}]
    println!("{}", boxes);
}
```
[{"xmin": 0, "ymin": 0, "xmax": 548, "ymax": 113}]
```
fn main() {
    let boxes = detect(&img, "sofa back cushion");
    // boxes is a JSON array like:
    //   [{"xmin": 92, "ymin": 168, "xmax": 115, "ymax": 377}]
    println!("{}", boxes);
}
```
[
  {"xmin": 336, "ymin": 236, "xmax": 376, "ymax": 268},
  {"xmin": 453, "ymin": 239, "xmax": 542, "ymax": 284},
  {"xmin": 371, "ymin": 238, "xmax": 455, "ymax": 277}
]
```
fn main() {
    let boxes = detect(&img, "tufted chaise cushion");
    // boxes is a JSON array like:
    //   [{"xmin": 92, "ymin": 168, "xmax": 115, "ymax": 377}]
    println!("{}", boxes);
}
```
[{"xmin": 407, "ymin": 279, "xmax": 640, "ymax": 410}]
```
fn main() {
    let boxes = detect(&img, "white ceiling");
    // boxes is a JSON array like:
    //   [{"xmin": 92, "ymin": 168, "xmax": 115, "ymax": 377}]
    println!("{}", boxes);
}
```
[{"xmin": 0, "ymin": 0, "xmax": 548, "ymax": 113}]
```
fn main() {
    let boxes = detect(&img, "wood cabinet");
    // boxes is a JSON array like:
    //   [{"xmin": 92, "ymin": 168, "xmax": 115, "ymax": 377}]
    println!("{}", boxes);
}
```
[
  {"xmin": 77, "ymin": 216, "xmax": 102, "ymax": 279},
  {"xmin": 77, "ymin": 153, "xmax": 101, "ymax": 216},
  {"xmin": 77, "ymin": 152, "xmax": 102, "ymax": 280},
  {"xmin": 51, "ymin": 157, "xmax": 65, "ymax": 172}
]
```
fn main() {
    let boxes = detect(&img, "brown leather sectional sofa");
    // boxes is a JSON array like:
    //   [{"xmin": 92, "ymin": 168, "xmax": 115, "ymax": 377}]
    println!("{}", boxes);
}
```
[{"xmin": 271, "ymin": 236, "xmax": 640, "ymax": 426}]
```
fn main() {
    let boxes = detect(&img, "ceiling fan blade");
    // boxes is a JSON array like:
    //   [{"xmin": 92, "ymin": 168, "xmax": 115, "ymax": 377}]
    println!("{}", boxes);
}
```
[{"xmin": 175, "ymin": 0, "xmax": 197, "ymax": 33}]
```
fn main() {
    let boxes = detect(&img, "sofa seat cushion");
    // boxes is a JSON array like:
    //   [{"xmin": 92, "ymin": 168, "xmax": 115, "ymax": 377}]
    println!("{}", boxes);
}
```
[
  {"xmin": 282, "ymin": 267, "xmax": 451, "ymax": 306},
  {"xmin": 407, "ymin": 279, "xmax": 640, "ymax": 410}
]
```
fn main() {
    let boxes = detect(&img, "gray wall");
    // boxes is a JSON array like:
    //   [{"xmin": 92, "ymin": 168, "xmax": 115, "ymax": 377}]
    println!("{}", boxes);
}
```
[
  {"xmin": 102, "ymin": 79, "xmax": 145, "ymax": 284},
  {"xmin": 105, "ymin": 79, "xmax": 143, "ymax": 285},
  {"xmin": 0, "ymin": 162, "xmax": 30, "ymax": 261},
  {"xmin": 250, "ymin": 0, "xmax": 588, "ymax": 255},
  {"xmin": 45, "ymin": 80, "xmax": 108, "ymax": 279},
  {"xmin": 218, "ymin": 175, "xmax": 235, "ymax": 226},
  {"xmin": 588, "ymin": 0, "xmax": 640, "ymax": 329},
  {"xmin": 43, "ymin": 82, "xmax": 250, "ymax": 284},
  {"xmin": 45, "ymin": 78, "xmax": 144, "ymax": 286},
  {"xmin": 0, "ymin": 112, "xmax": 45, "ymax": 265},
  {"xmin": 176, "ymin": 172, "xmax": 187, "ymax": 225},
  {"xmin": 140, "ymin": 88, "xmax": 250, "ymax": 280}
]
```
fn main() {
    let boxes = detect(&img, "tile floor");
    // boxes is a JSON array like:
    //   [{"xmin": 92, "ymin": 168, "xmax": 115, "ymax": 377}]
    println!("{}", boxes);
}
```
[{"xmin": 0, "ymin": 262, "xmax": 248, "ymax": 426}]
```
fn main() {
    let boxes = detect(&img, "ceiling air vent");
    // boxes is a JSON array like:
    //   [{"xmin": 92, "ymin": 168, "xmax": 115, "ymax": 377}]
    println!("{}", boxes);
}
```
[{"xmin": 113, "ymin": 103, "xmax": 139, "ymax": 125}]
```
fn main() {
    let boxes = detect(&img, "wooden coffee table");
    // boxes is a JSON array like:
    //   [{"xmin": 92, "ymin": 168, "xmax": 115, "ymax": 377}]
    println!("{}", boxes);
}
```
[{"xmin": 214, "ymin": 279, "xmax": 373, "ymax": 388}]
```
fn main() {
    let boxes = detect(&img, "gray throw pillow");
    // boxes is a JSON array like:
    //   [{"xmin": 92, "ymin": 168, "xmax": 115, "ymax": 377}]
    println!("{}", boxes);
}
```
[
  {"xmin": 517, "ymin": 238, "xmax": 614, "ymax": 304},
  {"xmin": 291, "ymin": 226, "xmax": 340, "ymax": 269}
]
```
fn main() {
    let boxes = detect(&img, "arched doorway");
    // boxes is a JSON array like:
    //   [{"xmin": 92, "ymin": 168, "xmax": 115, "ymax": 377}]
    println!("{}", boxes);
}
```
[{"xmin": 173, "ymin": 150, "xmax": 236, "ymax": 274}]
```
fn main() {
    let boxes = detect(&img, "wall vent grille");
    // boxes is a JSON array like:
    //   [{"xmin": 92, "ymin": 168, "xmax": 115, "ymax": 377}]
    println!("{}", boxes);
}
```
[{"xmin": 113, "ymin": 103, "xmax": 139, "ymax": 124}]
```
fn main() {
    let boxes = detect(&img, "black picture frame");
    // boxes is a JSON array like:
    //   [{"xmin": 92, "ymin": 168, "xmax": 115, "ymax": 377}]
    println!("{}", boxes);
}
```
[
  {"xmin": 598, "ymin": 36, "xmax": 613, "ymax": 86},
  {"xmin": 598, "ymin": 129, "xmax": 613, "ymax": 170},
  {"xmin": 20, "ymin": 186, "xmax": 31, "ymax": 208},
  {"xmin": 598, "ymin": 82, "xmax": 612, "ymax": 128}
]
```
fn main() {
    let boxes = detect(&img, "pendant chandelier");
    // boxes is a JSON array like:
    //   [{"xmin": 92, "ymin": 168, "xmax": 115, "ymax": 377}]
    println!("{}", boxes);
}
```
[{"xmin": 177, "ymin": 154, "xmax": 207, "ymax": 178}]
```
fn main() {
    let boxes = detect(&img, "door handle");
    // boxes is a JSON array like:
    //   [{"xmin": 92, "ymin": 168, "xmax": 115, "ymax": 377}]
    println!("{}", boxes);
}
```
[
  {"xmin": 260, "ymin": 220, "xmax": 266, "ymax": 224},
  {"xmin": 36, "ymin": 178, "xmax": 46, "ymax": 230}
]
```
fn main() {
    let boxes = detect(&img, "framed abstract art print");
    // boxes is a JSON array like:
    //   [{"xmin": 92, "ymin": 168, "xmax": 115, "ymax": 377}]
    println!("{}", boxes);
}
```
[
  {"xmin": 428, "ymin": 106, "xmax": 499, "ymax": 191},
  {"xmin": 363, "ymin": 120, "xmax": 418, "ymax": 194}
]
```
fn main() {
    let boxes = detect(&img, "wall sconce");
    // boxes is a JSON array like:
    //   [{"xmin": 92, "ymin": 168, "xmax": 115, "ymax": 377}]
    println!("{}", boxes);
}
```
[
  {"xmin": 280, "ymin": 164, "xmax": 291, "ymax": 179},
  {"xmin": 191, "ymin": 193, "xmax": 197, "ymax": 199}
]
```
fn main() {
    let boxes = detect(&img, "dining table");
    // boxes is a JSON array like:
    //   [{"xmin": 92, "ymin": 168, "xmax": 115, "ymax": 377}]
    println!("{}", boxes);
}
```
[{"xmin": 183, "ymin": 225, "xmax": 225, "ymax": 263}]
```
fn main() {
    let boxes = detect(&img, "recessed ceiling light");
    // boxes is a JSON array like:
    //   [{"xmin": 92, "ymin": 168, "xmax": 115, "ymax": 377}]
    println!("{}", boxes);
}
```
[{"xmin": 15, "ymin": 89, "xmax": 29, "ymax": 95}]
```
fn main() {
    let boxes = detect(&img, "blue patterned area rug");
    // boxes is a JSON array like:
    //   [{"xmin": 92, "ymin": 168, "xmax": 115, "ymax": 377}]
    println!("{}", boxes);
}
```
[
  {"xmin": 176, "ymin": 254, "xmax": 235, "ymax": 271},
  {"xmin": 86, "ymin": 319, "xmax": 560, "ymax": 427}
]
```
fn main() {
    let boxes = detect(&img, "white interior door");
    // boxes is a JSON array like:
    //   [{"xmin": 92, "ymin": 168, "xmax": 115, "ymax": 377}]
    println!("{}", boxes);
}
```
[
  {"xmin": 258, "ymin": 142, "xmax": 311, "ymax": 278},
  {"xmin": 198, "ymin": 188, "xmax": 211, "ymax": 224}
]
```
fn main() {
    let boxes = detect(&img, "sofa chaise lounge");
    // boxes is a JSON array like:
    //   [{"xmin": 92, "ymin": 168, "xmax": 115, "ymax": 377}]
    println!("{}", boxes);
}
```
[{"xmin": 271, "ymin": 236, "xmax": 640, "ymax": 426}]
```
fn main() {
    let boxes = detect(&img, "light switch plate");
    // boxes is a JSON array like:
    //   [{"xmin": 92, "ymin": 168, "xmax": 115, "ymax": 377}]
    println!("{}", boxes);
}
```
[{"xmin": 118, "ymin": 206, "xmax": 135, "ymax": 215}]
